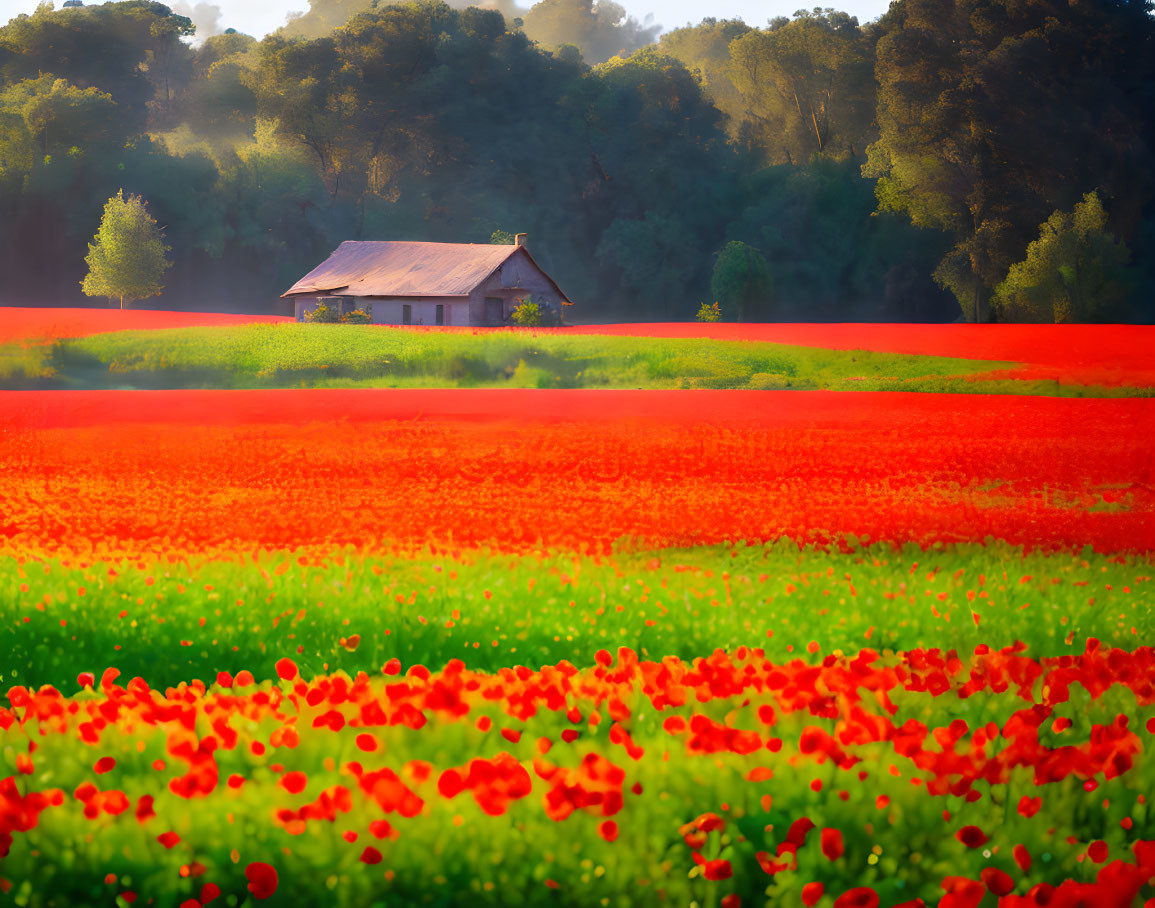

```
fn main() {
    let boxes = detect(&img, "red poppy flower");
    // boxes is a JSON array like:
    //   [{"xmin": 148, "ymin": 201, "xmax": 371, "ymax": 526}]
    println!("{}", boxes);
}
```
[
  {"xmin": 279, "ymin": 772, "xmax": 307, "ymax": 795},
  {"xmin": 275, "ymin": 659, "xmax": 298, "ymax": 681},
  {"xmin": 956, "ymin": 826, "xmax": 988, "ymax": 848},
  {"xmin": 821, "ymin": 828, "xmax": 844, "ymax": 860},
  {"xmin": 244, "ymin": 863, "xmax": 278, "ymax": 900},
  {"xmin": 702, "ymin": 859, "xmax": 731, "ymax": 881},
  {"xmin": 833, "ymin": 887, "xmax": 879, "ymax": 908},
  {"xmin": 980, "ymin": 868, "xmax": 1015, "ymax": 896}
]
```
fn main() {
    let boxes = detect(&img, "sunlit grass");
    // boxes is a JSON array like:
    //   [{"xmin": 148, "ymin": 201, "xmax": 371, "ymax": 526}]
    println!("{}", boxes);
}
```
[
  {"xmin": 1, "ymin": 323, "xmax": 1022, "ymax": 391},
  {"xmin": 4, "ymin": 541, "xmax": 1150, "ymax": 691}
]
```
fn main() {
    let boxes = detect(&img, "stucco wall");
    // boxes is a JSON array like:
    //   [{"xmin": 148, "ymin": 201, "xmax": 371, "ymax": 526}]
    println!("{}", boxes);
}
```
[
  {"xmin": 294, "ymin": 296, "xmax": 465, "ymax": 325},
  {"xmin": 364, "ymin": 298, "xmax": 465, "ymax": 326},
  {"xmin": 468, "ymin": 249, "xmax": 564, "ymax": 325}
]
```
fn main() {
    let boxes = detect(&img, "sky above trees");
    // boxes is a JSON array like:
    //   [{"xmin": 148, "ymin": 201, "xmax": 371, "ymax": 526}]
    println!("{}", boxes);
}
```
[{"xmin": 0, "ymin": 0, "xmax": 893, "ymax": 39}]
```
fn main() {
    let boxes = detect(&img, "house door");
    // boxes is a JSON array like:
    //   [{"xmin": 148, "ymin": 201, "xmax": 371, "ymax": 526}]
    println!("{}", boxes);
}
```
[
  {"xmin": 435, "ymin": 304, "xmax": 445, "ymax": 326},
  {"xmin": 484, "ymin": 297, "xmax": 503, "ymax": 326},
  {"xmin": 402, "ymin": 304, "xmax": 412, "ymax": 325}
]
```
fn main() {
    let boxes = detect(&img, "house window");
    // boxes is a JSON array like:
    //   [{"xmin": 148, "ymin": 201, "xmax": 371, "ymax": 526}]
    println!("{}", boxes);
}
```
[
  {"xmin": 402, "ymin": 304, "xmax": 412, "ymax": 325},
  {"xmin": 435, "ymin": 304, "xmax": 445, "ymax": 326}
]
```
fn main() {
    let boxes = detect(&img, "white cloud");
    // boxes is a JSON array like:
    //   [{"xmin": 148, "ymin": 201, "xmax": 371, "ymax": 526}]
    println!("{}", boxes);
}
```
[{"xmin": 169, "ymin": 0, "xmax": 224, "ymax": 41}]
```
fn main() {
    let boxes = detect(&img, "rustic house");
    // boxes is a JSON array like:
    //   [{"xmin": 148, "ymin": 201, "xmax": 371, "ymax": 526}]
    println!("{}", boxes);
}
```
[{"xmin": 281, "ymin": 235, "xmax": 571, "ymax": 326}]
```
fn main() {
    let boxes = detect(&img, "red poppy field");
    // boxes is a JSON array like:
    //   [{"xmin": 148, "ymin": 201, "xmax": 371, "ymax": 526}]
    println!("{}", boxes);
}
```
[
  {"xmin": 0, "ymin": 308, "xmax": 291, "ymax": 345},
  {"xmin": 560, "ymin": 323, "xmax": 1155, "ymax": 388},
  {"xmin": 2, "ymin": 389, "xmax": 1153, "ymax": 557},
  {"xmin": 2, "ymin": 321, "xmax": 1155, "ymax": 907}
]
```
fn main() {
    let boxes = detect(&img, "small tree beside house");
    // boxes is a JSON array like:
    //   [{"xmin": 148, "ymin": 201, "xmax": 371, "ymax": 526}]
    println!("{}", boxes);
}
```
[{"xmin": 81, "ymin": 190, "xmax": 171, "ymax": 309}]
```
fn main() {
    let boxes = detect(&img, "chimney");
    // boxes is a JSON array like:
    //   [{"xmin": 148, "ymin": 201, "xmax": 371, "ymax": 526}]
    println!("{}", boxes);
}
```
[{"xmin": 515, "ymin": 233, "xmax": 528, "ymax": 247}]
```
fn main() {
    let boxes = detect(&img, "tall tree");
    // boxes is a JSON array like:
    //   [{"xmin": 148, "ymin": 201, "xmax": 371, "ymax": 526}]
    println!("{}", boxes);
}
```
[
  {"xmin": 253, "ymin": 2, "xmax": 451, "ymax": 214},
  {"xmin": 725, "ymin": 156, "xmax": 957, "ymax": 321},
  {"xmin": 183, "ymin": 31, "xmax": 259, "ymax": 140},
  {"xmin": 82, "ymin": 190, "xmax": 172, "ymax": 308},
  {"xmin": 589, "ymin": 47, "xmax": 738, "ymax": 316},
  {"xmin": 710, "ymin": 240, "xmax": 773, "ymax": 320},
  {"xmin": 0, "ymin": 1, "xmax": 194, "ymax": 130},
  {"xmin": 0, "ymin": 75, "xmax": 120, "ymax": 166},
  {"xmin": 991, "ymin": 191, "xmax": 1133, "ymax": 323},
  {"xmin": 659, "ymin": 18, "xmax": 752, "ymax": 137},
  {"xmin": 864, "ymin": 0, "xmax": 1155, "ymax": 321},
  {"xmin": 727, "ymin": 9, "xmax": 876, "ymax": 165}
]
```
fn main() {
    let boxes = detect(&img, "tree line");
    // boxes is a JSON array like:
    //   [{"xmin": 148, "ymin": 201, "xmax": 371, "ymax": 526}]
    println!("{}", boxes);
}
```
[{"xmin": 1, "ymin": 0, "xmax": 1152, "ymax": 322}]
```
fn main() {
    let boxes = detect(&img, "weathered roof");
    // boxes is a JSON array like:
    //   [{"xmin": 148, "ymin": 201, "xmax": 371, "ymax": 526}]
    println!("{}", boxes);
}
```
[{"xmin": 282, "ymin": 241, "xmax": 567, "ymax": 299}]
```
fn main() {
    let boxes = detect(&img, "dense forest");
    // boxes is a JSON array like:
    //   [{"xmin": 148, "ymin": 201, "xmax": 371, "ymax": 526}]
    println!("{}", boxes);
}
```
[{"xmin": 0, "ymin": 0, "xmax": 1152, "ymax": 321}]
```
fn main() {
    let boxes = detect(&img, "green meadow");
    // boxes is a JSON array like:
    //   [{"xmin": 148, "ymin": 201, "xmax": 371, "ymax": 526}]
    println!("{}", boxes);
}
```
[
  {"xmin": 3, "ymin": 323, "xmax": 1135, "ymax": 395},
  {"xmin": 4, "ymin": 541, "xmax": 1150, "ymax": 692}
]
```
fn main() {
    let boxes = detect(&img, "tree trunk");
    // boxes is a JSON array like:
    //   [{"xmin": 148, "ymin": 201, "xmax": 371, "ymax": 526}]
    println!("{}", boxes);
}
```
[
  {"xmin": 791, "ymin": 82, "xmax": 805, "ymax": 120},
  {"xmin": 809, "ymin": 99, "xmax": 824, "ymax": 152}
]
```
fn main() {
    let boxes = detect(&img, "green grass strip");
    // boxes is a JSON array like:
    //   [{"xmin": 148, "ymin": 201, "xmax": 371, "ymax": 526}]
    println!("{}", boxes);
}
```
[
  {"xmin": 0, "ymin": 323, "xmax": 1095, "ymax": 393},
  {"xmin": 3, "ymin": 541, "xmax": 1151, "ymax": 692}
]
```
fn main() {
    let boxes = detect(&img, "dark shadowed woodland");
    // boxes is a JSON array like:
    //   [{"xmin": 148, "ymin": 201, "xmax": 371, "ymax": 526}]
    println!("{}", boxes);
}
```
[{"xmin": 1, "ymin": 0, "xmax": 1153, "ymax": 322}]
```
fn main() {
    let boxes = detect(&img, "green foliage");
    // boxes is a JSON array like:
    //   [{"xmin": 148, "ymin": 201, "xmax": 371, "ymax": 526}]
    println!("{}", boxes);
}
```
[
  {"xmin": 658, "ymin": 18, "xmax": 752, "ymax": 137},
  {"xmin": 727, "ymin": 157, "xmax": 956, "ymax": 321},
  {"xmin": 303, "ymin": 301, "xmax": 340, "ymax": 323},
  {"xmin": 80, "ymin": 189, "xmax": 171, "ymax": 308},
  {"xmin": 183, "ymin": 32, "xmax": 259, "ymax": 140},
  {"xmin": 339, "ymin": 307, "xmax": 372, "ymax": 324},
  {"xmin": 696, "ymin": 301, "xmax": 722, "ymax": 322},
  {"xmin": 0, "ymin": 0, "xmax": 194, "ymax": 128},
  {"xmin": 510, "ymin": 296, "xmax": 564, "ymax": 328},
  {"xmin": 727, "ymin": 10, "xmax": 875, "ymax": 166},
  {"xmin": 510, "ymin": 298, "xmax": 542, "ymax": 326},
  {"xmin": 595, "ymin": 211, "xmax": 701, "ymax": 318},
  {"xmin": 489, "ymin": 229, "xmax": 516, "ymax": 245},
  {"xmin": 0, "ymin": 343, "xmax": 53, "ymax": 384},
  {"xmin": 710, "ymin": 241, "xmax": 773, "ymax": 321},
  {"xmin": 0, "ymin": 74, "xmax": 120, "ymax": 174},
  {"xmin": 0, "ymin": 0, "xmax": 1152, "ymax": 321},
  {"xmin": 864, "ymin": 0, "xmax": 1155, "ymax": 322},
  {"xmin": 991, "ymin": 192, "xmax": 1133, "ymax": 324}
]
